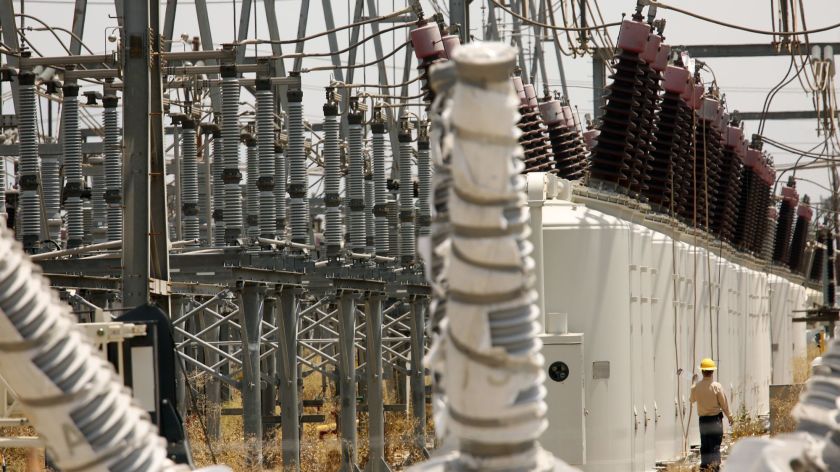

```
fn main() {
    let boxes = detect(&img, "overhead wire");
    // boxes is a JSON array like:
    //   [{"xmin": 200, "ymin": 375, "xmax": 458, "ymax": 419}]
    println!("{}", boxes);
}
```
[
  {"xmin": 643, "ymin": 0, "xmax": 840, "ymax": 36},
  {"xmin": 488, "ymin": 0, "xmax": 621, "ymax": 32},
  {"xmin": 234, "ymin": 6, "xmax": 412, "ymax": 45}
]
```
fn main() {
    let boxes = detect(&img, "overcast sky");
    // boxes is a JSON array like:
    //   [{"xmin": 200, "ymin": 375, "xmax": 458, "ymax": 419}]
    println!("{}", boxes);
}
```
[{"xmin": 3, "ymin": 0, "xmax": 839, "ymax": 206}]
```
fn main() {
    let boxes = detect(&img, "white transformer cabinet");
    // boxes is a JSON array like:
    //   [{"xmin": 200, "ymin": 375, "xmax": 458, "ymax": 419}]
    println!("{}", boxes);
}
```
[{"xmin": 540, "ymin": 329, "xmax": 586, "ymax": 466}]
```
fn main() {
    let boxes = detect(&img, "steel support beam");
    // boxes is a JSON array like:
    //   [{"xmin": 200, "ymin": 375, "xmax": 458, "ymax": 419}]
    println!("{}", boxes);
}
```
[
  {"xmin": 737, "ymin": 110, "xmax": 830, "ymax": 121},
  {"xmin": 278, "ymin": 286, "xmax": 301, "ymax": 470},
  {"xmin": 364, "ymin": 294, "xmax": 392, "ymax": 472},
  {"xmin": 261, "ymin": 294, "xmax": 278, "ymax": 439},
  {"xmin": 235, "ymin": 0, "xmax": 254, "ymax": 64},
  {"xmin": 201, "ymin": 305, "xmax": 222, "ymax": 440},
  {"xmin": 0, "ymin": 0, "xmax": 20, "ymax": 112},
  {"xmin": 240, "ymin": 282, "xmax": 264, "ymax": 466},
  {"xmin": 321, "ymin": 0, "xmax": 346, "ymax": 83},
  {"xmin": 592, "ymin": 56, "xmax": 607, "ymax": 121},
  {"xmin": 338, "ymin": 291, "xmax": 360, "ymax": 472},
  {"xmin": 121, "ymin": 0, "xmax": 152, "ymax": 307},
  {"xmin": 449, "ymin": 0, "xmax": 469, "ymax": 43},
  {"xmin": 69, "ymin": 0, "xmax": 88, "ymax": 55},
  {"xmin": 409, "ymin": 298, "xmax": 428, "ymax": 456},
  {"xmin": 292, "ymin": 0, "xmax": 312, "ymax": 73},
  {"xmin": 162, "ymin": 0, "xmax": 178, "ymax": 53},
  {"xmin": 193, "ymin": 0, "xmax": 221, "ymax": 112}
]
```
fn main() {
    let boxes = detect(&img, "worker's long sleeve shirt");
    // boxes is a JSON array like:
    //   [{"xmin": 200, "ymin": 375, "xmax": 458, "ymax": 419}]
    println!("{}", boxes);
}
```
[{"xmin": 690, "ymin": 377, "xmax": 732, "ymax": 418}]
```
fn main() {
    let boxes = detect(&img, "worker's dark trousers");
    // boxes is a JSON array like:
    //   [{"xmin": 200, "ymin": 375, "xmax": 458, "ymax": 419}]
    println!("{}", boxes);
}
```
[{"xmin": 699, "ymin": 413, "xmax": 724, "ymax": 471}]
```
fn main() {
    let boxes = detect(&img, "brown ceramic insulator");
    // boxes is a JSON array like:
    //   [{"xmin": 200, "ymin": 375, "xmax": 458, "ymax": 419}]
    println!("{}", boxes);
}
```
[{"xmin": 588, "ymin": 50, "xmax": 644, "ymax": 190}]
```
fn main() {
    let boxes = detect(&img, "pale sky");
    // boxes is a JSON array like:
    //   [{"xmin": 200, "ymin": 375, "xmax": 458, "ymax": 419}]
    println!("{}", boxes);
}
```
[{"xmin": 3, "ymin": 0, "xmax": 839, "ymax": 209}]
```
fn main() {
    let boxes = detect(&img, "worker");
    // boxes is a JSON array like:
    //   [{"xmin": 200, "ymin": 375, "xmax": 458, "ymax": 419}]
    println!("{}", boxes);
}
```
[{"xmin": 690, "ymin": 358, "xmax": 733, "ymax": 472}]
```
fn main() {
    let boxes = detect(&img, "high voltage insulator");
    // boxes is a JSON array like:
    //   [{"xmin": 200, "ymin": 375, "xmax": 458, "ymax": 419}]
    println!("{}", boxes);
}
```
[
  {"xmin": 681, "ymin": 82, "xmax": 707, "ymax": 227},
  {"xmin": 364, "ymin": 158, "xmax": 375, "ymax": 254},
  {"xmin": 417, "ymin": 121, "xmax": 432, "ymax": 238},
  {"xmin": 244, "ymin": 132, "xmax": 259, "ymax": 240},
  {"xmin": 398, "ymin": 120, "xmax": 415, "ymax": 265},
  {"xmin": 716, "ymin": 121, "xmax": 745, "ymax": 244},
  {"xmin": 371, "ymin": 108, "xmax": 390, "ymax": 258},
  {"xmin": 255, "ymin": 78, "xmax": 276, "ymax": 241},
  {"xmin": 789, "ymin": 195, "xmax": 812, "ymax": 274},
  {"xmin": 810, "ymin": 230, "xmax": 826, "ymax": 282},
  {"xmin": 221, "ymin": 64, "xmax": 243, "ymax": 244},
  {"xmin": 733, "ymin": 147, "xmax": 762, "ymax": 251},
  {"xmin": 626, "ymin": 30, "xmax": 665, "ymax": 197},
  {"xmin": 17, "ymin": 71, "xmax": 42, "ymax": 252},
  {"xmin": 773, "ymin": 178, "xmax": 798, "ymax": 265},
  {"xmin": 322, "ymin": 91, "xmax": 342, "ymax": 257},
  {"xmin": 752, "ymin": 153, "xmax": 775, "ymax": 254},
  {"xmin": 180, "ymin": 117, "xmax": 200, "ymax": 243},
  {"xmin": 671, "ymin": 78, "xmax": 697, "ymax": 222},
  {"xmin": 287, "ymin": 82, "xmax": 309, "ymax": 247},
  {"xmin": 41, "ymin": 154, "xmax": 61, "ymax": 242},
  {"xmin": 694, "ymin": 96, "xmax": 724, "ymax": 232},
  {"xmin": 274, "ymin": 141, "xmax": 287, "ymax": 239},
  {"xmin": 761, "ymin": 206, "xmax": 777, "ymax": 261},
  {"xmin": 647, "ymin": 65, "xmax": 690, "ymax": 214},
  {"xmin": 103, "ymin": 94, "xmax": 122, "ymax": 242},
  {"xmin": 348, "ymin": 103, "xmax": 367, "ymax": 253},
  {"xmin": 63, "ymin": 82, "xmax": 85, "ymax": 249},
  {"xmin": 205, "ymin": 124, "xmax": 224, "ymax": 246},
  {"xmin": 411, "ymin": 18, "xmax": 447, "ymax": 106},
  {"xmin": 640, "ymin": 32, "xmax": 670, "ymax": 195},
  {"xmin": 588, "ymin": 18, "xmax": 650, "ymax": 192},
  {"xmin": 512, "ymin": 78, "xmax": 554, "ymax": 173},
  {"xmin": 539, "ymin": 98, "xmax": 587, "ymax": 180}
]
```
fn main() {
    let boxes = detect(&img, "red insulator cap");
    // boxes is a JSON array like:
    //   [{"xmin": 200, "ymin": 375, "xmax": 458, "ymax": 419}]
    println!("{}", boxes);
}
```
[
  {"xmin": 441, "ymin": 35, "xmax": 460, "ymax": 59},
  {"xmin": 664, "ymin": 66, "xmax": 690, "ymax": 94},
  {"xmin": 745, "ymin": 148, "xmax": 761, "ymax": 168},
  {"xmin": 617, "ymin": 20, "xmax": 651, "ymax": 54},
  {"xmin": 782, "ymin": 185, "xmax": 799, "ymax": 206},
  {"xmin": 726, "ymin": 126, "xmax": 743, "ymax": 147},
  {"xmin": 539, "ymin": 99, "xmax": 564, "ymax": 126},
  {"xmin": 411, "ymin": 23, "xmax": 444, "ymax": 60},
  {"xmin": 511, "ymin": 76, "xmax": 527, "ymax": 106},
  {"xmin": 562, "ymin": 105, "xmax": 576, "ymax": 128},
  {"xmin": 701, "ymin": 98, "xmax": 719, "ymax": 122},
  {"xmin": 690, "ymin": 84, "xmax": 705, "ymax": 110},
  {"xmin": 653, "ymin": 44, "xmax": 671, "ymax": 72},
  {"xmin": 523, "ymin": 84, "xmax": 538, "ymax": 108},
  {"xmin": 641, "ymin": 34, "xmax": 661, "ymax": 64},
  {"xmin": 583, "ymin": 129, "xmax": 600, "ymax": 150},
  {"xmin": 798, "ymin": 205, "xmax": 813, "ymax": 221}
]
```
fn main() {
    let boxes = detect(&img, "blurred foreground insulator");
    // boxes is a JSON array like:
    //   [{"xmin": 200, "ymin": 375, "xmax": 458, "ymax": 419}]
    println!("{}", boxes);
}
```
[
  {"xmin": 512, "ymin": 78, "xmax": 554, "ymax": 173},
  {"xmin": 678, "ymin": 82, "xmax": 705, "ymax": 226},
  {"xmin": 539, "ymin": 97, "xmax": 587, "ymax": 180},
  {"xmin": 646, "ymin": 65, "xmax": 690, "ymax": 214},
  {"xmin": 772, "ymin": 178, "xmax": 798, "ymax": 265},
  {"xmin": 588, "ymin": 19, "xmax": 650, "ymax": 192},
  {"xmin": 789, "ymin": 195, "xmax": 812, "ymax": 273}
]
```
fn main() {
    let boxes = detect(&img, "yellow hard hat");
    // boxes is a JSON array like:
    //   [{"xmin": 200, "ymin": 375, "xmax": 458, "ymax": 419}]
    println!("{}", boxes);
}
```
[{"xmin": 700, "ymin": 358, "xmax": 717, "ymax": 371}]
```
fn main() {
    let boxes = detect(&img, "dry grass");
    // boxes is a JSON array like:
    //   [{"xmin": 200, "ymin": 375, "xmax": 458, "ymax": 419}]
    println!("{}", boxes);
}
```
[
  {"xmin": 664, "ymin": 463, "xmax": 698, "ymax": 472},
  {"xmin": 0, "ymin": 425, "xmax": 44, "ymax": 471},
  {"xmin": 187, "ymin": 370, "xmax": 434, "ymax": 471}
]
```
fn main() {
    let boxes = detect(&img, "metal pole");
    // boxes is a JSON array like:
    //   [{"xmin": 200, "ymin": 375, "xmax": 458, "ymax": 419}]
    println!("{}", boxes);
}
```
[
  {"xmin": 592, "ymin": 56, "xmax": 607, "ymax": 121},
  {"xmin": 173, "ymin": 295, "xmax": 187, "ymax": 415},
  {"xmin": 449, "ymin": 0, "xmax": 469, "ymax": 43},
  {"xmin": 240, "ymin": 282, "xmax": 264, "ymax": 466},
  {"xmin": 338, "ymin": 291, "xmax": 360, "ymax": 471},
  {"xmin": 409, "ymin": 298, "xmax": 427, "ymax": 456},
  {"xmin": 278, "ymin": 286, "xmax": 301, "ymax": 470},
  {"xmin": 364, "ymin": 294, "xmax": 392, "ymax": 472},
  {"xmin": 121, "ymin": 0, "xmax": 151, "ymax": 307}
]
